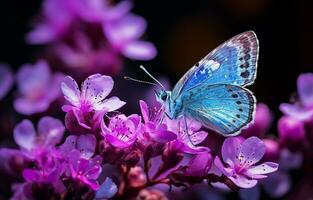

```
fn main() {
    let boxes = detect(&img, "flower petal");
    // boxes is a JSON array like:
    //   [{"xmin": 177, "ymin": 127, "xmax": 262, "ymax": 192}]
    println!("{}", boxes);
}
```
[
  {"xmin": 297, "ymin": 73, "xmax": 313, "ymax": 107},
  {"xmin": 262, "ymin": 171, "xmax": 291, "ymax": 198},
  {"xmin": 280, "ymin": 103, "xmax": 313, "ymax": 121},
  {"xmin": 222, "ymin": 137, "xmax": 243, "ymax": 167},
  {"xmin": 77, "ymin": 134, "xmax": 96, "ymax": 159},
  {"xmin": 121, "ymin": 41, "xmax": 157, "ymax": 60},
  {"xmin": 229, "ymin": 175, "xmax": 258, "ymax": 189},
  {"xmin": 13, "ymin": 120, "xmax": 36, "ymax": 150},
  {"xmin": 105, "ymin": 134, "xmax": 135, "ymax": 148},
  {"xmin": 95, "ymin": 178, "xmax": 118, "ymax": 199},
  {"xmin": 14, "ymin": 97, "xmax": 51, "ymax": 115},
  {"xmin": 23, "ymin": 169, "xmax": 41, "ymax": 182},
  {"xmin": 139, "ymin": 100, "xmax": 149, "ymax": 123},
  {"xmin": 240, "ymin": 136, "xmax": 265, "ymax": 166},
  {"xmin": 248, "ymin": 162, "xmax": 279, "ymax": 176},
  {"xmin": 81, "ymin": 74, "xmax": 113, "ymax": 104},
  {"xmin": 213, "ymin": 156, "xmax": 232, "ymax": 177},
  {"xmin": 38, "ymin": 116, "xmax": 65, "ymax": 146},
  {"xmin": 61, "ymin": 76, "xmax": 81, "ymax": 106},
  {"xmin": 95, "ymin": 96, "xmax": 126, "ymax": 111}
]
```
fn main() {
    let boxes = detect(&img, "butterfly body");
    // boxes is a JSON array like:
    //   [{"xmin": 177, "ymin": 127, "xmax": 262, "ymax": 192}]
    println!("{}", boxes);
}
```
[{"xmin": 155, "ymin": 31, "xmax": 258, "ymax": 136}]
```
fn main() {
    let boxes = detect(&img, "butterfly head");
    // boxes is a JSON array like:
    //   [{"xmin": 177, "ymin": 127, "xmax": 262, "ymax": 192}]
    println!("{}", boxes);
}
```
[{"xmin": 155, "ymin": 90, "xmax": 171, "ymax": 104}]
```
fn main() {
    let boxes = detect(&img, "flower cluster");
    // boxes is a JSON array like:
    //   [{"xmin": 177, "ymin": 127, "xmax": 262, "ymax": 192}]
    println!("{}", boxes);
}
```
[
  {"xmin": 26, "ymin": 0, "xmax": 156, "ymax": 74},
  {"xmin": 0, "ymin": 74, "xmax": 280, "ymax": 199}
]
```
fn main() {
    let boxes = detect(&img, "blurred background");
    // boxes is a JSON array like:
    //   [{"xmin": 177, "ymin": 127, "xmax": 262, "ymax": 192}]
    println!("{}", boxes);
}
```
[{"xmin": 0, "ymin": 0, "xmax": 312, "ymax": 120}]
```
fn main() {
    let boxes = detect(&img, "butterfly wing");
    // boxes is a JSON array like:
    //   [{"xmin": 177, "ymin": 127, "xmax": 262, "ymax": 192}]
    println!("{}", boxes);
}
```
[
  {"xmin": 181, "ymin": 84, "xmax": 255, "ymax": 136},
  {"xmin": 171, "ymin": 31, "xmax": 258, "ymax": 99}
]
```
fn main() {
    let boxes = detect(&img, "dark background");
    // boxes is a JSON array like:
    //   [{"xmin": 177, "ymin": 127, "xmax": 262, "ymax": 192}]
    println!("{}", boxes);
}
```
[{"xmin": 0, "ymin": 0, "xmax": 312, "ymax": 119}]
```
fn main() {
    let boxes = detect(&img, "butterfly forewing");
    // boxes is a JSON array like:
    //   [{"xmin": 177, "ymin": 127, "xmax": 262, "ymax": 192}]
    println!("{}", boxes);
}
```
[
  {"xmin": 171, "ymin": 31, "xmax": 258, "ymax": 99},
  {"xmin": 181, "ymin": 84, "xmax": 255, "ymax": 136}
]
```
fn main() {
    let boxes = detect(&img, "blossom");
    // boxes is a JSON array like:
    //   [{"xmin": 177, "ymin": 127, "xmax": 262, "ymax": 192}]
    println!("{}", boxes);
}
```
[
  {"xmin": 101, "ymin": 114, "xmax": 141, "ymax": 148},
  {"xmin": 13, "ymin": 116, "xmax": 65, "ymax": 158},
  {"xmin": 184, "ymin": 150, "xmax": 213, "ymax": 177},
  {"xmin": 0, "ymin": 64, "xmax": 14, "ymax": 100},
  {"xmin": 214, "ymin": 137, "xmax": 279, "ymax": 188},
  {"xmin": 14, "ymin": 60, "xmax": 63, "ymax": 115},
  {"xmin": 103, "ymin": 13, "xmax": 157, "ymax": 60},
  {"xmin": 278, "ymin": 116, "xmax": 306, "ymax": 146},
  {"xmin": 61, "ymin": 74, "xmax": 125, "ymax": 129},
  {"xmin": 139, "ymin": 100, "xmax": 176, "ymax": 144},
  {"xmin": 280, "ymin": 73, "xmax": 313, "ymax": 121}
]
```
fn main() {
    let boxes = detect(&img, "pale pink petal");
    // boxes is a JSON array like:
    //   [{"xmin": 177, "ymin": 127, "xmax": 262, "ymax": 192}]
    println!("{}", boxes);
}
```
[
  {"xmin": 81, "ymin": 74, "xmax": 113, "ymax": 104},
  {"xmin": 121, "ymin": 41, "xmax": 157, "ymax": 60},
  {"xmin": 105, "ymin": 134, "xmax": 135, "ymax": 148},
  {"xmin": 13, "ymin": 120, "xmax": 36, "ymax": 150},
  {"xmin": 248, "ymin": 162, "xmax": 279, "ymax": 175},
  {"xmin": 213, "ymin": 156, "xmax": 233, "ymax": 177},
  {"xmin": 139, "ymin": 100, "xmax": 149, "ymax": 123},
  {"xmin": 280, "ymin": 103, "xmax": 313, "ymax": 121},
  {"xmin": 104, "ymin": 14, "xmax": 146, "ymax": 45},
  {"xmin": 77, "ymin": 134, "xmax": 96, "ymax": 159},
  {"xmin": 297, "ymin": 73, "xmax": 313, "ymax": 107},
  {"xmin": 189, "ymin": 131, "xmax": 208, "ymax": 145},
  {"xmin": 61, "ymin": 76, "xmax": 81, "ymax": 106},
  {"xmin": 104, "ymin": 1, "xmax": 133, "ymax": 20},
  {"xmin": 37, "ymin": 116, "xmax": 65, "ymax": 146},
  {"xmin": 14, "ymin": 97, "xmax": 51, "ymax": 115},
  {"xmin": 95, "ymin": 96, "xmax": 126, "ymax": 111},
  {"xmin": 222, "ymin": 137, "xmax": 243, "ymax": 167},
  {"xmin": 229, "ymin": 175, "xmax": 258, "ymax": 189},
  {"xmin": 240, "ymin": 136, "xmax": 265, "ymax": 166}
]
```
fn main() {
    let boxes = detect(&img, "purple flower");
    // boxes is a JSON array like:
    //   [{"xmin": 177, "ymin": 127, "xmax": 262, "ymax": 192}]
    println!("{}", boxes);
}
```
[
  {"xmin": 214, "ymin": 137, "xmax": 279, "ymax": 188},
  {"xmin": 278, "ymin": 116, "xmax": 306, "ymax": 146},
  {"xmin": 22, "ymin": 150, "xmax": 66, "ymax": 194},
  {"xmin": 103, "ymin": 13, "xmax": 157, "ymax": 60},
  {"xmin": 101, "ymin": 114, "xmax": 141, "ymax": 148},
  {"xmin": 139, "ymin": 100, "xmax": 176, "ymax": 144},
  {"xmin": 13, "ymin": 117, "xmax": 65, "ymax": 158},
  {"xmin": 61, "ymin": 74, "xmax": 125, "ymax": 129},
  {"xmin": 14, "ymin": 60, "xmax": 63, "ymax": 115},
  {"xmin": 0, "ymin": 64, "xmax": 14, "ymax": 100},
  {"xmin": 68, "ymin": 150, "xmax": 103, "ymax": 190},
  {"xmin": 95, "ymin": 177, "xmax": 118, "ymax": 199},
  {"xmin": 185, "ymin": 150, "xmax": 213, "ymax": 177},
  {"xmin": 280, "ymin": 73, "xmax": 313, "ymax": 121}
]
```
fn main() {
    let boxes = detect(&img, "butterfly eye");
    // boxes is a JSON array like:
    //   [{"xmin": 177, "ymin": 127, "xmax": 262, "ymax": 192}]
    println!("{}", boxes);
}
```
[{"xmin": 161, "ymin": 93, "xmax": 167, "ymax": 101}]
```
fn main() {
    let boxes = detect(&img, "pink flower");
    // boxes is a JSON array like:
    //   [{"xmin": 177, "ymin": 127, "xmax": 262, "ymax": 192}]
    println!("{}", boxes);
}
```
[
  {"xmin": 14, "ymin": 60, "xmax": 64, "ymax": 115},
  {"xmin": 280, "ymin": 73, "xmax": 313, "ymax": 121},
  {"xmin": 103, "ymin": 13, "xmax": 157, "ymax": 60},
  {"xmin": 101, "ymin": 114, "xmax": 141, "ymax": 148},
  {"xmin": 214, "ymin": 137, "xmax": 279, "ymax": 188},
  {"xmin": 61, "ymin": 74, "xmax": 125, "ymax": 129},
  {"xmin": 13, "ymin": 117, "xmax": 65, "ymax": 158}
]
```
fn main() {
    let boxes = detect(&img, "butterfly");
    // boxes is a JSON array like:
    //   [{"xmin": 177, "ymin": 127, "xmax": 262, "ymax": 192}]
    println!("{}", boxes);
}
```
[{"xmin": 153, "ymin": 31, "xmax": 258, "ymax": 138}]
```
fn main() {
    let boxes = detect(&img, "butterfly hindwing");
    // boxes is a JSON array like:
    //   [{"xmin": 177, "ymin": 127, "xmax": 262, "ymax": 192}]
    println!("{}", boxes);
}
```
[
  {"xmin": 172, "ymin": 31, "xmax": 258, "ymax": 99},
  {"xmin": 181, "ymin": 84, "xmax": 255, "ymax": 136}
]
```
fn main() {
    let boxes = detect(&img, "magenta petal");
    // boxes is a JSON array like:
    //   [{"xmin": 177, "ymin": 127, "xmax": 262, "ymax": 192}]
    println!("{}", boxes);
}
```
[
  {"xmin": 61, "ymin": 76, "xmax": 80, "ymax": 106},
  {"xmin": 297, "ymin": 73, "xmax": 313, "ymax": 107},
  {"xmin": 26, "ymin": 23, "xmax": 58, "ymax": 44},
  {"xmin": 94, "ymin": 96, "xmax": 126, "ymax": 111},
  {"xmin": 121, "ymin": 41, "xmax": 157, "ymax": 60},
  {"xmin": 59, "ymin": 135, "xmax": 77, "ymax": 153},
  {"xmin": 105, "ymin": 134, "xmax": 133, "ymax": 148},
  {"xmin": 222, "ymin": 137, "xmax": 243, "ymax": 166},
  {"xmin": 214, "ymin": 156, "xmax": 232, "ymax": 176},
  {"xmin": 139, "ymin": 100, "xmax": 149, "ymax": 123},
  {"xmin": 240, "ymin": 136, "xmax": 265, "ymax": 165},
  {"xmin": 248, "ymin": 162, "xmax": 279, "ymax": 175},
  {"xmin": 38, "ymin": 116, "xmax": 65, "ymax": 146},
  {"xmin": 13, "ymin": 120, "xmax": 36, "ymax": 150},
  {"xmin": 151, "ymin": 124, "xmax": 177, "ymax": 143},
  {"xmin": 0, "ymin": 64, "xmax": 13, "ymax": 99},
  {"xmin": 86, "ymin": 164, "xmax": 102, "ymax": 180},
  {"xmin": 280, "ymin": 103, "xmax": 313, "ymax": 121},
  {"xmin": 23, "ymin": 169, "xmax": 41, "ymax": 182},
  {"xmin": 104, "ymin": 1, "xmax": 133, "ymax": 20},
  {"xmin": 81, "ymin": 74, "xmax": 113, "ymax": 103},
  {"xmin": 77, "ymin": 134, "xmax": 96, "ymax": 159},
  {"xmin": 185, "ymin": 151, "xmax": 213, "ymax": 176}
]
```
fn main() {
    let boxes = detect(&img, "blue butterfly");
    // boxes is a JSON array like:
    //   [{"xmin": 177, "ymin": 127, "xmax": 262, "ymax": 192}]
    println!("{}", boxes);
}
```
[{"xmin": 150, "ymin": 31, "xmax": 259, "ymax": 138}]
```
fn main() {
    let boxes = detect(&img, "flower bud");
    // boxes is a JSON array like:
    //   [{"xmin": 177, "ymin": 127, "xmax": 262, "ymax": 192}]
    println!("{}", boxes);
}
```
[
  {"xmin": 128, "ymin": 167, "xmax": 147, "ymax": 187},
  {"xmin": 278, "ymin": 116, "xmax": 306, "ymax": 148},
  {"xmin": 137, "ymin": 189, "xmax": 168, "ymax": 200},
  {"xmin": 185, "ymin": 151, "xmax": 213, "ymax": 177},
  {"xmin": 160, "ymin": 142, "xmax": 184, "ymax": 172},
  {"xmin": 262, "ymin": 139, "xmax": 280, "ymax": 162}
]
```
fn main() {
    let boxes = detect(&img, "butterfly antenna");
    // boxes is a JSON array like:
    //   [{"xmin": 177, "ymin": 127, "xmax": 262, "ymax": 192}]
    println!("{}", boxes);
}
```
[
  {"xmin": 140, "ymin": 65, "xmax": 165, "ymax": 90},
  {"xmin": 124, "ymin": 76, "xmax": 158, "ymax": 86}
]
